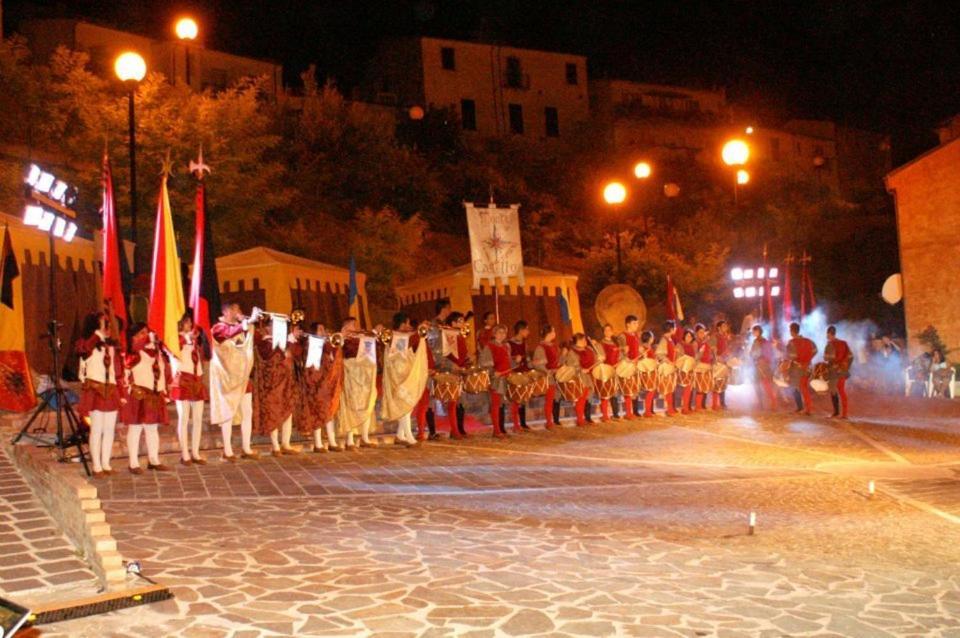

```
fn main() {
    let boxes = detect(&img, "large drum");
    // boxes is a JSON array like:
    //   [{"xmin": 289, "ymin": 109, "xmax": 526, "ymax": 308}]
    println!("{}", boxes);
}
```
[
  {"xmin": 637, "ymin": 357, "xmax": 658, "ymax": 392},
  {"xmin": 774, "ymin": 359, "xmax": 791, "ymax": 388},
  {"xmin": 555, "ymin": 365, "xmax": 584, "ymax": 402},
  {"xmin": 591, "ymin": 363, "xmax": 618, "ymax": 400},
  {"xmin": 433, "ymin": 372, "xmax": 462, "ymax": 402},
  {"xmin": 615, "ymin": 360, "xmax": 640, "ymax": 397},
  {"xmin": 656, "ymin": 361, "xmax": 677, "ymax": 396},
  {"xmin": 528, "ymin": 370, "xmax": 549, "ymax": 397},
  {"xmin": 810, "ymin": 362, "xmax": 830, "ymax": 394},
  {"xmin": 712, "ymin": 362, "xmax": 730, "ymax": 393},
  {"xmin": 506, "ymin": 372, "xmax": 536, "ymax": 404},
  {"xmin": 462, "ymin": 367, "xmax": 491, "ymax": 394},
  {"xmin": 676, "ymin": 355, "xmax": 696, "ymax": 387},
  {"xmin": 694, "ymin": 362, "xmax": 714, "ymax": 394}
]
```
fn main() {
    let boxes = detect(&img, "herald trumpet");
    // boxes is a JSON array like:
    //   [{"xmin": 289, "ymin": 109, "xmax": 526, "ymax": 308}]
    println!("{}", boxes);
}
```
[
  {"xmin": 460, "ymin": 323, "xmax": 472, "ymax": 338},
  {"xmin": 329, "ymin": 332, "xmax": 344, "ymax": 348},
  {"xmin": 417, "ymin": 324, "xmax": 429, "ymax": 338},
  {"xmin": 246, "ymin": 306, "xmax": 292, "ymax": 323}
]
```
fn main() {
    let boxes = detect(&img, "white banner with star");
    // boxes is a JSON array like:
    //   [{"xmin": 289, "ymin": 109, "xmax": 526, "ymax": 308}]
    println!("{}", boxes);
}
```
[{"xmin": 465, "ymin": 202, "xmax": 525, "ymax": 289}]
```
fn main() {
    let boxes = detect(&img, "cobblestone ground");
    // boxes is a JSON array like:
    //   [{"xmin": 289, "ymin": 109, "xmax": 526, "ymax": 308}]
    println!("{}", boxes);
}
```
[{"xmin": 23, "ymin": 392, "xmax": 960, "ymax": 637}]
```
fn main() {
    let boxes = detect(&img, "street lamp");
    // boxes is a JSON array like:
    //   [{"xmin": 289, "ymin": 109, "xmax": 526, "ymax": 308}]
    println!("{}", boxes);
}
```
[
  {"xmin": 603, "ymin": 181, "xmax": 627, "ymax": 283},
  {"xmin": 175, "ymin": 17, "xmax": 199, "ymax": 87},
  {"xmin": 722, "ymin": 138, "xmax": 750, "ymax": 205},
  {"xmin": 115, "ymin": 51, "xmax": 146, "ymax": 272},
  {"xmin": 736, "ymin": 169, "xmax": 750, "ymax": 185},
  {"xmin": 633, "ymin": 161, "xmax": 653, "ymax": 235}
]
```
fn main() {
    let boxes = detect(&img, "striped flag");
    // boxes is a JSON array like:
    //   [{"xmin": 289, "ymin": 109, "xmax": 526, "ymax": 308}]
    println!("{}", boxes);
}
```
[
  {"xmin": 348, "ymin": 253, "xmax": 358, "ymax": 317},
  {"xmin": 101, "ymin": 153, "xmax": 128, "ymax": 348},
  {"xmin": 558, "ymin": 288, "xmax": 571, "ymax": 325},
  {"xmin": 187, "ymin": 155, "xmax": 219, "ymax": 342},
  {"xmin": 148, "ymin": 165, "xmax": 186, "ymax": 357},
  {"xmin": 665, "ymin": 275, "xmax": 684, "ymax": 322}
]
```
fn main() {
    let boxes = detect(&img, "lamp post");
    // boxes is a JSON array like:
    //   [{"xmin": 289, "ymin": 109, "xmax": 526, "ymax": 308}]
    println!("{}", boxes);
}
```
[
  {"xmin": 722, "ymin": 138, "xmax": 750, "ymax": 205},
  {"xmin": 633, "ymin": 161, "xmax": 652, "ymax": 235},
  {"xmin": 114, "ymin": 51, "xmax": 146, "ymax": 271},
  {"xmin": 603, "ymin": 181, "xmax": 627, "ymax": 283},
  {"xmin": 175, "ymin": 17, "xmax": 199, "ymax": 87}
]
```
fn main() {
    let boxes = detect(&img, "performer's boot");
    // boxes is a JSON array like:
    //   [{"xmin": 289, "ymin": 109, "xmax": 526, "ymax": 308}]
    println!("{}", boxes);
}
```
[
  {"xmin": 511, "ymin": 403, "xmax": 523, "ymax": 433},
  {"xmin": 681, "ymin": 386, "xmax": 693, "ymax": 414},
  {"xmin": 793, "ymin": 389, "xmax": 804, "ymax": 413},
  {"xmin": 552, "ymin": 399, "xmax": 561, "ymax": 427},
  {"xmin": 456, "ymin": 404, "xmax": 468, "ymax": 437},
  {"xmin": 519, "ymin": 404, "xmax": 530, "ymax": 430},
  {"xmin": 447, "ymin": 401, "xmax": 462, "ymax": 440},
  {"xmin": 697, "ymin": 393, "xmax": 707, "ymax": 410},
  {"xmin": 584, "ymin": 400, "xmax": 594, "ymax": 424},
  {"xmin": 720, "ymin": 390, "xmax": 727, "ymax": 409},
  {"xmin": 644, "ymin": 392, "xmax": 655, "ymax": 417},
  {"xmin": 611, "ymin": 397, "xmax": 621, "ymax": 420},
  {"xmin": 838, "ymin": 379, "xmax": 849, "ymax": 418},
  {"xmin": 665, "ymin": 393, "xmax": 677, "ymax": 416},
  {"xmin": 489, "ymin": 393, "xmax": 504, "ymax": 438},
  {"xmin": 634, "ymin": 397, "xmax": 643, "ymax": 417},
  {"xmin": 624, "ymin": 396, "xmax": 635, "ymax": 420},
  {"xmin": 426, "ymin": 408, "xmax": 440, "ymax": 440},
  {"xmin": 415, "ymin": 392, "xmax": 429, "ymax": 441},
  {"xmin": 544, "ymin": 388, "xmax": 556, "ymax": 429},
  {"xmin": 600, "ymin": 399, "xmax": 610, "ymax": 422},
  {"xmin": 800, "ymin": 381, "xmax": 813, "ymax": 416},
  {"xmin": 763, "ymin": 380, "xmax": 777, "ymax": 411},
  {"xmin": 575, "ymin": 395, "xmax": 587, "ymax": 426},
  {"xmin": 499, "ymin": 404, "xmax": 508, "ymax": 437},
  {"xmin": 711, "ymin": 392, "xmax": 721, "ymax": 410},
  {"xmin": 830, "ymin": 393, "xmax": 840, "ymax": 418}
]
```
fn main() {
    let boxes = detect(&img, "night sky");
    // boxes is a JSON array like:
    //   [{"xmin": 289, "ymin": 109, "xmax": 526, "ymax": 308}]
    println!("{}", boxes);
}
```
[{"xmin": 6, "ymin": 0, "xmax": 960, "ymax": 163}]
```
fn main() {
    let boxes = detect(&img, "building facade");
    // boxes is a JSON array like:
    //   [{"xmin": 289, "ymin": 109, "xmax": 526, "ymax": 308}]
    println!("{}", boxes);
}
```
[
  {"xmin": 362, "ymin": 37, "xmax": 589, "ymax": 140},
  {"xmin": 885, "ymin": 135, "xmax": 960, "ymax": 357},
  {"xmin": 19, "ymin": 19, "xmax": 283, "ymax": 97}
]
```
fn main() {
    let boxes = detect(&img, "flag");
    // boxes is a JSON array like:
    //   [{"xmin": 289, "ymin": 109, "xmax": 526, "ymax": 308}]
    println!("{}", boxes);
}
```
[
  {"xmin": 804, "ymin": 266, "xmax": 817, "ymax": 311},
  {"xmin": 665, "ymin": 275, "xmax": 684, "ymax": 322},
  {"xmin": 101, "ymin": 153, "xmax": 128, "ymax": 348},
  {"xmin": 465, "ymin": 202, "xmax": 524, "ymax": 289},
  {"xmin": 1, "ymin": 224, "xmax": 18, "ymax": 309},
  {"xmin": 558, "ymin": 289, "xmax": 571, "ymax": 325},
  {"xmin": 348, "ymin": 253, "xmax": 358, "ymax": 317},
  {"xmin": 188, "ymin": 178, "xmax": 220, "ymax": 339},
  {"xmin": 782, "ymin": 257, "xmax": 793, "ymax": 324},
  {"xmin": 148, "ymin": 166, "xmax": 186, "ymax": 357}
]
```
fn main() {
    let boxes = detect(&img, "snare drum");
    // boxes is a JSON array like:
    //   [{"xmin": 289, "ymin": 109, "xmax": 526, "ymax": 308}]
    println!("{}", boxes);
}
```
[
  {"xmin": 676, "ymin": 355, "xmax": 695, "ymax": 387},
  {"xmin": 506, "ymin": 372, "xmax": 535, "ymax": 404},
  {"xmin": 615, "ymin": 360, "xmax": 640, "ymax": 396},
  {"xmin": 637, "ymin": 357, "xmax": 658, "ymax": 392},
  {"xmin": 591, "ymin": 363, "xmax": 618, "ymax": 400},
  {"xmin": 528, "ymin": 370, "xmax": 549, "ymax": 397},
  {"xmin": 555, "ymin": 366, "xmax": 584, "ymax": 402},
  {"xmin": 432, "ymin": 373, "xmax": 462, "ymax": 402},
  {"xmin": 694, "ymin": 362, "xmax": 714, "ymax": 394},
  {"xmin": 711, "ymin": 362, "xmax": 730, "ymax": 393},
  {"xmin": 810, "ymin": 362, "xmax": 830, "ymax": 394},
  {"xmin": 462, "ymin": 367, "xmax": 491, "ymax": 394},
  {"xmin": 656, "ymin": 361, "xmax": 677, "ymax": 396}
]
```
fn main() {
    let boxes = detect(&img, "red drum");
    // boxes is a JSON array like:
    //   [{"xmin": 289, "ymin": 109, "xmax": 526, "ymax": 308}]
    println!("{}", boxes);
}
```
[
  {"xmin": 528, "ymin": 370, "xmax": 550, "ymax": 397},
  {"xmin": 694, "ymin": 363, "xmax": 714, "ymax": 394},
  {"xmin": 810, "ymin": 362, "xmax": 830, "ymax": 394},
  {"xmin": 555, "ymin": 366, "xmax": 584, "ymax": 401},
  {"xmin": 656, "ymin": 362, "xmax": 677, "ymax": 396},
  {"xmin": 506, "ymin": 372, "xmax": 535, "ymax": 404},
  {"xmin": 637, "ymin": 358, "xmax": 658, "ymax": 392},
  {"xmin": 676, "ymin": 355, "xmax": 695, "ymax": 387},
  {"xmin": 712, "ymin": 363, "xmax": 730, "ymax": 393},
  {"xmin": 591, "ymin": 364, "xmax": 618, "ymax": 400},
  {"xmin": 433, "ymin": 373, "xmax": 463, "ymax": 402},
  {"xmin": 462, "ymin": 368, "xmax": 491, "ymax": 394},
  {"xmin": 615, "ymin": 360, "xmax": 640, "ymax": 396}
]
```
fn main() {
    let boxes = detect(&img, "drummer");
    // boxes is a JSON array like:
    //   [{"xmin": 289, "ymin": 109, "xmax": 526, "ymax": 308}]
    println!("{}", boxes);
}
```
[
  {"xmin": 694, "ymin": 324, "xmax": 717, "ymax": 411},
  {"xmin": 477, "ymin": 324, "xmax": 512, "ymax": 439},
  {"xmin": 564, "ymin": 333, "xmax": 596, "ymax": 427},
  {"xmin": 597, "ymin": 324, "xmax": 623, "ymax": 422},
  {"xmin": 618, "ymin": 315, "xmax": 642, "ymax": 419},
  {"xmin": 531, "ymin": 324, "xmax": 561, "ymax": 430},
  {"xmin": 655, "ymin": 321, "xmax": 680, "ymax": 416},
  {"xmin": 712, "ymin": 320, "xmax": 733, "ymax": 409},
  {"xmin": 639, "ymin": 331, "xmax": 659, "ymax": 417},
  {"xmin": 786, "ymin": 322, "xmax": 818, "ymax": 416},
  {"xmin": 823, "ymin": 325, "xmax": 852, "ymax": 419},
  {"xmin": 750, "ymin": 325, "xmax": 778, "ymax": 410},
  {"xmin": 441, "ymin": 312, "xmax": 472, "ymax": 439},
  {"xmin": 678, "ymin": 329, "xmax": 698, "ymax": 414},
  {"xmin": 508, "ymin": 321, "xmax": 532, "ymax": 432}
]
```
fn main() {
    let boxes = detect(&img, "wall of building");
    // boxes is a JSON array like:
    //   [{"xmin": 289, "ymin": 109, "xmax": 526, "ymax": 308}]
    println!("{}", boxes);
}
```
[{"xmin": 885, "ymin": 138, "xmax": 960, "ymax": 357}]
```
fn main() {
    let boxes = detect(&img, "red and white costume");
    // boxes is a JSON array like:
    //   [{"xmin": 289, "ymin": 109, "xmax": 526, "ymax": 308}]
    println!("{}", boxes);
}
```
[
  {"xmin": 478, "ymin": 339, "xmax": 512, "ymax": 437},
  {"xmin": 442, "ymin": 332, "xmax": 471, "ymax": 439},
  {"xmin": 122, "ymin": 336, "xmax": 171, "ymax": 469},
  {"xmin": 787, "ymin": 335, "xmax": 818, "ymax": 414},
  {"xmin": 564, "ymin": 345, "xmax": 597, "ymax": 427},
  {"xmin": 410, "ymin": 331, "xmax": 434, "ymax": 441},
  {"xmin": 654, "ymin": 334, "xmax": 679, "ymax": 415},
  {"xmin": 531, "ymin": 340, "xmax": 561, "ymax": 429},
  {"xmin": 170, "ymin": 330, "xmax": 208, "ymax": 462},
  {"xmin": 598, "ymin": 338, "xmax": 620, "ymax": 421},
  {"xmin": 824, "ymin": 338, "xmax": 852, "ymax": 418},
  {"xmin": 77, "ymin": 330, "xmax": 123, "ymax": 473}
]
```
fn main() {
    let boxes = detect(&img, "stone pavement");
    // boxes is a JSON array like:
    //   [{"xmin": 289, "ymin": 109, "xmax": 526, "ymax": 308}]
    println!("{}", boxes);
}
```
[
  {"xmin": 14, "ymin": 391, "xmax": 960, "ymax": 637},
  {"xmin": 0, "ymin": 446, "xmax": 99, "ymax": 597}
]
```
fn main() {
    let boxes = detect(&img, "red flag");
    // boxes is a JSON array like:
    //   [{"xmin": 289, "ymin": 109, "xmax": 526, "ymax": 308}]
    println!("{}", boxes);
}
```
[
  {"xmin": 804, "ymin": 263, "xmax": 817, "ymax": 311},
  {"xmin": 148, "ymin": 164, "xmax": 186, "ymax": 356},
  {"xmin": 782, "ymin": 256, "xmax": 793, "ymax": 324},
  {"xmin": 188, "ymin": 179, "xmax": 220, "ymax": 337},
  {"xmin": 101, "ymin": 153, "xmax": 128, "ymax": 348},
  {"xmin": 665, "ymin": 275, "xmax": 684, "ymax": 322}
]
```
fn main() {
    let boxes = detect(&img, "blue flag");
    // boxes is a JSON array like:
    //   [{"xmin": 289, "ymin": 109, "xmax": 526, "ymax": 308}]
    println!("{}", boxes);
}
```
[
  {"xmin": 348, "ymin": 254, "xmax": 358, "ymax": 310},
  {"xmin": 558, "ymin": 289, "xmax": 571, "ymax": 325}
]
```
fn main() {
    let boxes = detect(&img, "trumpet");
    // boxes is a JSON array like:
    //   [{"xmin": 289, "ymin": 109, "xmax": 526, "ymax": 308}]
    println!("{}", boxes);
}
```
[
  {"xmin": 329, "ymin": 332, "xmax": 344, "ymax": 348},
  {"xmin": 417, "ymin": 324, "xmax": 430, "ymax": 338},
  {"xmin": 246, "ymin": 306, "xmax": 292, "ymax": 323},
  {"xmin": 460, "ymin": 323, "xmax": 472, "ymax": 338},
  {"xmin": 377, "ymin": 328, "xmax": 393, "ymax": 345}
]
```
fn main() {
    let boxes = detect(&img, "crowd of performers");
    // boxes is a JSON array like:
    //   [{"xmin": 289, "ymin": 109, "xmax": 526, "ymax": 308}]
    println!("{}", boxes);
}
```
[{"xmin": 73, "ymin": 298, "xmax": 853, "ymax": 477}]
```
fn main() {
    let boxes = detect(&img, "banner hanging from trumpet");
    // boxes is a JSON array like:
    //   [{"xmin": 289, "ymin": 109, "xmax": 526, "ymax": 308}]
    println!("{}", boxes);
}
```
[
  {"xmin": 271, "ymin": 315, "xmax": 288, "ymax": 350},
  {"xmin": 305, "ymin": 335, "xmax": 325, "ymax": 369},
  {"xmin": 465, "ymin": 202, "xmax": 524, "ymax": 289}
]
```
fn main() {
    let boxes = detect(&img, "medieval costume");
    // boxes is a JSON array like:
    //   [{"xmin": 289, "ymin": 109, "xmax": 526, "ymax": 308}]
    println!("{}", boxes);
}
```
[
  {"xmin": 122, "ymin": 331, "xmax": 171, "ymax": 473},
  {"xmin": 170, "ymin": 327, "xmax": 208, "ymax": 464},
  {"xmin": 381, "ymin": 332, "xmax": 429, "ymax": 446},
  {"xmin": 531, "ymin": 339, "xmax": 561, "ymax": 429},
  {"xmin": 824, "ymin": 335, "xmax": 852, "ymax": 418},
  {"xmin": 254, "ymin": 327, "xmax": 299, "ymax": 454},
  {"xmin": 77, "ymin": 325, "xmax": 123, "ymax": 476},
  {"xmin": 210, "ymin": 316, "xmax": 256, "ymax": 461},
  {"xmin": 787, "ymin": 331, "xmax": 818, "ymax": 415},
  {"xmin": 296, "ymin": 333, "xmax": 344, "ymax": 452},
  {"xmin": 336, "ymin": 335, "xmax": 379, "ymax": 450}
]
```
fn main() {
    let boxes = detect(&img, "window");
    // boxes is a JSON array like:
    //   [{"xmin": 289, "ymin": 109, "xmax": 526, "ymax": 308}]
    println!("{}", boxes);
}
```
[
  {"xmin": 544, "ymin": 107, "xmax": 559, "ymax": 137},
  {"xmin": 461, "ymin": 99, "xmax": 477, "ymax": 131},
  {"xmin": 565, "ymin": 62, "xmax": 578, "ymax": 85},
  {"xmin": 506, "ymin": 57, "xmax": 523, "ymax": 88},
  {"xmin": 508, "ymin": 104, "xmax": 524, "ymax": 134},
  {"xmin": 441, "ymin": 47, "xmax": 456, "ymax": 70}
]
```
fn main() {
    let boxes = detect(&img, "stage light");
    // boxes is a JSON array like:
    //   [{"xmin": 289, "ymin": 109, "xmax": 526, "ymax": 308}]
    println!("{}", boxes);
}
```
[
  {"xmin": 36, "ymin": 171, "xmax": 55, "ymax": 194},
  {"xmin": 771, "ymin": 286, "xmax": 780, "ymax": 297},
  {"xmin": 758, "ymin": 286, "xmax": 765, "ymax": 296},
  {"xmin": 768, "ymin": 267, "xmax": 778, "ymax": 279},
  {"xmin": 731, "ymin": 267, "xmax": 744, "ymax": 281},
  {"xmin": 733, "ymin": 287, "xmax": 745, "ymax": 299},
  {"xmin": 23, "ymin": 205, "xmax": 44, "ymax": 226},
  {"xmin": 51, "ymin": 180, "xmax": 68, "ymax": 202},
  {"xmin": 63, "ymin": 221, "xmax": 78, "ymax": 243},
  {"xmin": 52, "ymin": 217, "xmax": 67, "ymax": 238},
  {"xmin": 757, "ymin": 267, "xmax": 765, "ymax": 279},
  {"xmin": 38, "ymin": 211, "xmax": 55, "ymax": 231},
  {"xmin": 743, "ymin": 268, "xmax": 754, "ymax": 279},
  {"xmin": 745, "ymin": 286, "xmax": 757, "ymax": 298},
  {"xmin": 26, "ymin": 164, "xmax": 42, "ymax": 187}
]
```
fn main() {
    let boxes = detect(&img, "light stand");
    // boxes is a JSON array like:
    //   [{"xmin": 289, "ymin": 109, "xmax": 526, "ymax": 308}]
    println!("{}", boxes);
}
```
[{"xmin": 13, "ymin": 231, "xmax": 90, "ymax": 475}]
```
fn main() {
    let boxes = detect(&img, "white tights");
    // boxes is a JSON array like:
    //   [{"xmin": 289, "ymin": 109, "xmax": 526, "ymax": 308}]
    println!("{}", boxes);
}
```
[
  {"xmin": 395, "ymin": 413, "xmax": 414, "ymax": 443},
  {"xmin": 87, "ymin": 410, "xmax": 117, "ymax": 472},
  {"xmin": 219, "ymin": 393, "xmax": 253, "ymax": 457},
  {"xmin": 176, "ymin": 400, "xmax": 204, "ymax": 461},
  {"xmin": 268, "ymin": 416, "xmax": 293, "ymax": 451},
  {"xmin": 324, "ymin": 420, "xmax": 337, "ymax": 449},
  {"xmin": 127, "ymin": 424, "xmax": 161, "ymax": 469}
]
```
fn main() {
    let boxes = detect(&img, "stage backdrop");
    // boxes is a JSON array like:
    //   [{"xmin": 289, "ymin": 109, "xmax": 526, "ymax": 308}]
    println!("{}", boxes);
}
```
[
  {"xmin": 395, "ymin": 264, "xmax": 583, "ymax": 356},
  {"xmin": 217, "ymin": 246, "xmax": 371, "ymax": 330}
]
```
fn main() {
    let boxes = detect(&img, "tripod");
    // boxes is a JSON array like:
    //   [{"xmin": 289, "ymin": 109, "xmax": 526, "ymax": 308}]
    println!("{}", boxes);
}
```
[{"xmin": 12, "ymin": 232, "xmax": 90, "ymax": 475}]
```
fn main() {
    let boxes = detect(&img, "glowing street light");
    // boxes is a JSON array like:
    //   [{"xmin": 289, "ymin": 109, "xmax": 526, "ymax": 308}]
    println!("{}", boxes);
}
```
[
  {"xmin": 175, "ymin": 17, "xmax": 199, "ymax": 40},
  {"xmin": 115, "ymin": 51, "xmax": 146, "ymax": 271},
  {"xmin": 603, "ymin": 181, "xmax": 627, "ymax": 283},
  {"xmin": 722, "ymin": 139, "xmax": 750, "ymax": 166},
  {"xmin": 633, "ymin": 161, "xmax": 652, "ymax": 179},
  {"xmin": 737, "ymin": 169, "xmax": 750, "ymax": 185}
]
